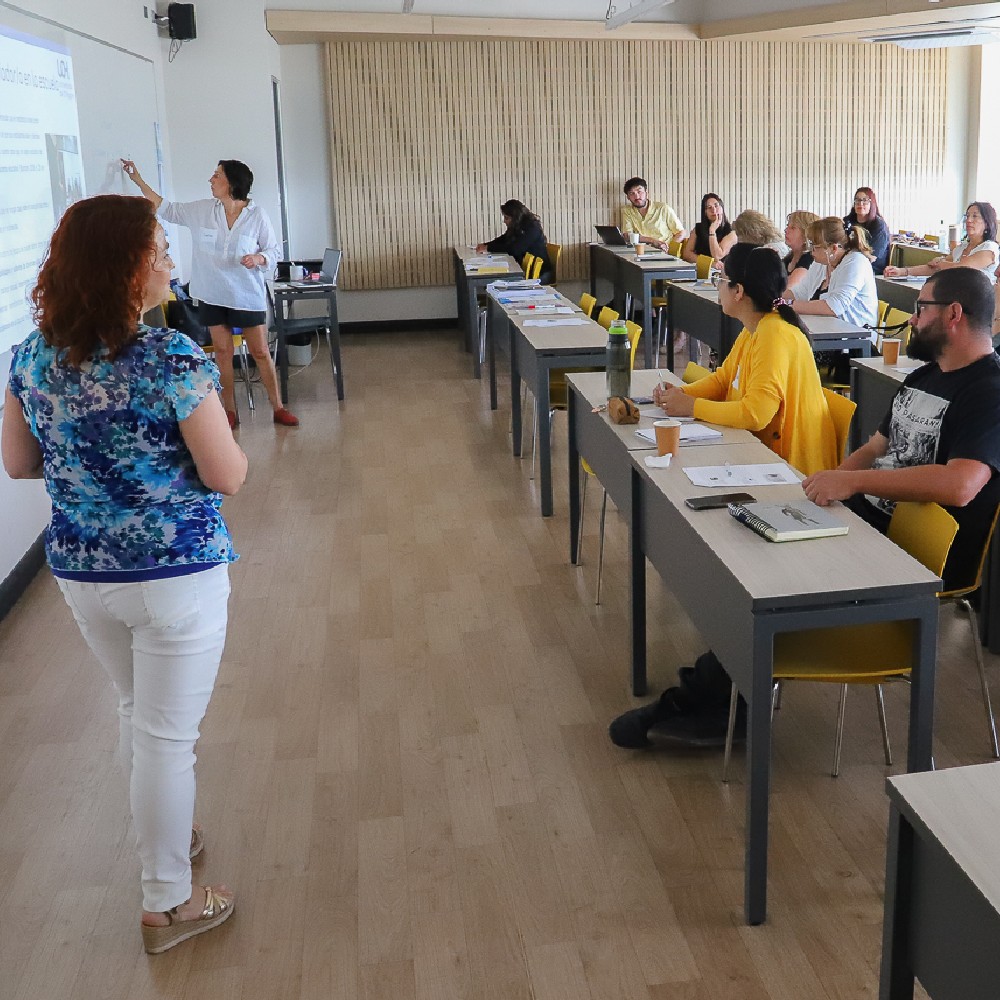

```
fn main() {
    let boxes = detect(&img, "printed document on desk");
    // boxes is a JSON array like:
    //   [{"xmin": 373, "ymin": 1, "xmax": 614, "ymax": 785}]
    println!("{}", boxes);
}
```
[
  {"xmin": 635, "ymin": 425, "xmax": 723, "ymax": 445},
  {"xmin": 523, "ymin": 317, "xmax": 591, "ymax": 327},
  {"xmin": 683, "ymin": 463, "xmax": 800, "ymax": 487}
]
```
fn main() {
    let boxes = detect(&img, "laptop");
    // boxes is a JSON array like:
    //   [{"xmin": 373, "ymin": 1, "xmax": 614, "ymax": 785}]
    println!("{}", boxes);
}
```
[
  {"xmin": 594, "ymin": 225, "xmax": 631, "ymax": 247},
  {"xmin": 286, "ymin": 248, "xmax": 342, "ymax": 288}
]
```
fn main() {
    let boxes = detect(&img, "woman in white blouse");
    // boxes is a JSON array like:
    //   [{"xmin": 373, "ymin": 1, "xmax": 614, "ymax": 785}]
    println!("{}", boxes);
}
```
[
  {"xmin": 885, "ymin": 202, "xmax": 1000, "ymax": 283},
  {"xmin": 788, "ymin": 216, "xmax": 878, "ymax": 329},
  {"xmin": 123, "ymin": 158, "xmax": 298, "ymax": 430}
]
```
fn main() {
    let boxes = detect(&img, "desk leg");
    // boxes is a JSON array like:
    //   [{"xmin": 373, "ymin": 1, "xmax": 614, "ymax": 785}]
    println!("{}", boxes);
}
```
[
  {"xmin": 275, "ymin": 303, "xmax": 289, "ymax": 405},
  {"xmin": 907, "ymin": 599, "xmax": 937, "ymax": 772},
  {"xmin": 511, "ymin": 324, "xmax": 522, "ymax": 458},
  {"xmin": 538, "ymin": 362, "xmax": 554, "ymax": 517},
  {"xmin": 569, "ymin": 391, "xmax": 580, "ymax": 562},
  {"xmin": 327, "ymin": 291, "xmax": 344, "ymax": 401},
  {"xmin": 879, "ymin": 807, "xmax": 916, "ymax": 1000},
  {"xmin": 849, "ymin": 365, "xmax": 862, "ymax": 453},
  {"xmin": 643, "ymin": 275, "xmax": 653, "ymax": 369},
  {"xmin": 488, "ymin": 299, "xmax": 498, "ymax": 411},
  {"xmin": 744, "ymin": 628, "xmax": 774, "ymax": 926},
  {"xmin": 465, "ymin": 283, "xmax": 477, "ymax": 356},
  {"xmin": 455, "ymin": 256, "xmax": 465, "ymax": 351},
  {"xmin": 589, "ymin": 245, "xmax": 597, "ymax": 300},
  {"xmin": 666, "ymin": 294, "xmax": 675, "ymax": 373},
  {"xmin": 629, "ymin": 467, "xmax": 647, "ymax": 696}
]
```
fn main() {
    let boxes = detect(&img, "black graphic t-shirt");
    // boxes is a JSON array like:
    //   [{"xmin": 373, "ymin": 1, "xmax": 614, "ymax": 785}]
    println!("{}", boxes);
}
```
[{"xmin": 871, "ymin": 353, "xmax": 1000, "ymax": 588}]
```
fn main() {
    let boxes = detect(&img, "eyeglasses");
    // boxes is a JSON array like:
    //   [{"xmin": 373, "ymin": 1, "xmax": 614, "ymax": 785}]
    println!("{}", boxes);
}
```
[
  {"xmin": 913, "ymin": 299, "xmax": 952, "ymax": 316},
  {"xmin": 854, "ymin": 198, "xmax": 871, "ymax": 205}
]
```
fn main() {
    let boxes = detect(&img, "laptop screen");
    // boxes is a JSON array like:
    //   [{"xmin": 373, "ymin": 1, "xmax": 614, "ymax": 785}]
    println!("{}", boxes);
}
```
[
  {"xmin": 594, "ymin": 225, "xmax": 630, "ymax": 247},
  {"xmin": 322, "ymin": 248, "xmax": 343, "ymax": 284}
]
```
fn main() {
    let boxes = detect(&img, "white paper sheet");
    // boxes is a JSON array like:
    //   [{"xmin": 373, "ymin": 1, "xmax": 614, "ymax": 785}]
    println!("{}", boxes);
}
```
[
  {"xmin": 522, "ymin": 318, "xmax": 592, "ymax": 327},
  {"xmin": 636, "ymin": 425, "xmax": 723, "ymax": 445},
  {"xmin": 683, "ymin": 463, "xmax": 800, "ymax": 487}
]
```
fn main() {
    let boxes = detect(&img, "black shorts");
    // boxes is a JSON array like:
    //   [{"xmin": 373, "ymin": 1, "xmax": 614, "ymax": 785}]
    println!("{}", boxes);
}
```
[{"xmin": 198, "ymin": 302, "xmax": 266, "ymax": 329}]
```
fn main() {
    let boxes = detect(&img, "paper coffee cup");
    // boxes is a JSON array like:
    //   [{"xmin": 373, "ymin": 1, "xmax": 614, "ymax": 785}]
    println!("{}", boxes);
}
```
[
  {"xmin": 654, "ymin": 419, "xmax": 681, "ymax": 457},
  {"xmin": 635, "ymin": 242, "xmax": 646, "ymax": 256},
  {"xmin": 882, "ymin": 338, "xmax": 901, "ymax": 365},
  {"xmin": 630, "ymin": 232, "xmax": 640, "ymax": 246}
]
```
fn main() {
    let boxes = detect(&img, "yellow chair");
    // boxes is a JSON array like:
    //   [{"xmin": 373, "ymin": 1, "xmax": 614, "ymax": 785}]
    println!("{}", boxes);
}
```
[
  {"xmin": 682, "ymin": 361, "xmax": 712, "ymax": 384},
  {"xmin": 696, "ymin": 254, "xmax": 714, "ymax": 281},
  {"xmin": 578, "ymin": 321, "xmax": 643, "ymax": 604},
  {"xmin": 667, "ymin": 239, "xmax": 683, "ymax": 258},
  {"xmin": 822, "ymin": 387, "xmax": 857, "ymax": 463},
  {"xmin": 941, "ymin": 505, "xmax": 1000, "ymax": 757},
  {"xmin": 546, "ymin": 242, "xmax": 562, "ymax": 284},
  {"xmin": 597, "ymin": 306, "xmax": 620, "ymax": 330},
  {"xmin": 530, "ymin": 256, "xmax": 544, "ymax": 280},
  {"xmin": 579, "ymin": 292, "xmax": 597, "ymax": 318},
  {"xmin": 877, "ymin": 299, "xmax": 890, "ymax": 327},
  {"xmin": 723, "ymin": 501, "xmax": 959, "ymax": 780},
  {"xmin": 522, "ymin": 252, "xmax": 535, "ymax": 278},
  {"xmin": 882, "ymin": 307, "xmax": 913, "ymax": 355}
]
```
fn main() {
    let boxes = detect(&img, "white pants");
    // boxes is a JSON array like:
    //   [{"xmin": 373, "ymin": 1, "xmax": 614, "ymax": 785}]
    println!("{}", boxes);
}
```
[{"xmin": 56, "ymin": 565, "xmax": 230, "ymax": 912}]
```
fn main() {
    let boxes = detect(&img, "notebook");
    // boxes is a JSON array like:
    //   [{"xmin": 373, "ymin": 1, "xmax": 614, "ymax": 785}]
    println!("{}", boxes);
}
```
[
  {"xmin": 594, "ymin": 225, "xmax": 631, "ymax": 247},
  {"xmin": 727, "ymin": 499, "xmax": 848, "ymax": 542}
]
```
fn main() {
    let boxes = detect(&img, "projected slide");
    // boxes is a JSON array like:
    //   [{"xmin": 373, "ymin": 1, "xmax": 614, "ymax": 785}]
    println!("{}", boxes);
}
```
[{"xmin": 0, "ymin": 26, "xmax": 83, "ymax": 355}]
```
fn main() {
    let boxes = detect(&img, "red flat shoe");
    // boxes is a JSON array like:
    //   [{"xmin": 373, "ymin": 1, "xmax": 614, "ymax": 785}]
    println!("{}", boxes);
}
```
[
  {"xmin": 226, "ymin": 410, "xmax": 238, "ymax": 431},
  {"xmin": 273, "ymin": 407, "xmax": 299, "ymax": 427}
]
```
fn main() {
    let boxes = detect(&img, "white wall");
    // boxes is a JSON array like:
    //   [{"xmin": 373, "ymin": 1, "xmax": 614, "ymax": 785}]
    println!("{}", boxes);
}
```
[{"xmin": 0, "ymin": 0, "xmax": 282, "ymax": 585}]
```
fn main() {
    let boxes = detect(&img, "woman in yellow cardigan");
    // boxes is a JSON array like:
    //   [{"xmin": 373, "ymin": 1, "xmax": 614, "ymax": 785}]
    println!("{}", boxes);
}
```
[
  {"xmin": 612, "ymin": 244, "xmax": 840, "ymax": 751},
  {"xmin": 654, "ymin": 243, "xmax": 838, "ymax": 476}
]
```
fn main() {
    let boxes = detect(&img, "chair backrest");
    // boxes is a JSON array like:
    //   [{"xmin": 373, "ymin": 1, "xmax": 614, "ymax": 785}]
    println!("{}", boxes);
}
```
[
  {"xmin": 883, "ymin": 307, "xmax": 912, "ymax": 353},
  {"xmin": 546, "ymin": 242, "xmax": 562, "ymax": 283},
  {"xmin": 530, "ymin": 256, "xmax": 543, "ymax": 280},
  {"xmin": 579, "ymin": 292, "xmax": 597, "ymax": 317},
  {"xmin": 668, "ymin": 239, "xmax": 683, "ymax": 258},
  {"xmin": 625, "ymin": 321, "xmax": 642, "ymax": 372},
  {"xmin": 940, "ymin": 504, "xmax": 1000, "ymax": 597},
  {"xmin": 821, "ymin": 386, "xmax": 857, "ymax": 464},
  {"xmin": 682, "ymin": 361, "xmax": 712, "ymax": 383},
  {"xmin": 597, "ymin": 306, "xmax": 620, "ymax": 330},
  {"xmin": 522, "ymin": 252, "xmax": 535, "ymax": 277},
  {"xmin": 877, "ymin": 299, "xmax": 890, "ymax": 326},
  {"xmin": 888, "ymin": 502, "xmax": 959, "ymax": 580},
  {"xmin": 696, "ymin": 254, "xmax": 714, "ymax": 280}
]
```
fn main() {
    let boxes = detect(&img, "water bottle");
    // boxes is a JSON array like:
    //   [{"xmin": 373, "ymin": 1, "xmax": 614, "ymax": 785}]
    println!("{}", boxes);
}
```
[{"xmin": 606, "ymin": 319, "xmax": 631, "ymax": 400}]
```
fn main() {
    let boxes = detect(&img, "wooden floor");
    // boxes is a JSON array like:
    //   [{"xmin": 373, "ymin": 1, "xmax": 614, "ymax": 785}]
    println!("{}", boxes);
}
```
[{"xmin": 0, "ymin": 327, "xmax": 993, "ymax": 999}]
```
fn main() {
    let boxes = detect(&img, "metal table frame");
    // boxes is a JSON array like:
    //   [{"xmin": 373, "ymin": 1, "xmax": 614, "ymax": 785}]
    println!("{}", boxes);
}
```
[
  {"xmin": 453, "ymin": 248, "xmax": 522, "ymax": 380},
  {"xmin": 270, "ymin": 283, "xmax": 344, "ymax": 403}
]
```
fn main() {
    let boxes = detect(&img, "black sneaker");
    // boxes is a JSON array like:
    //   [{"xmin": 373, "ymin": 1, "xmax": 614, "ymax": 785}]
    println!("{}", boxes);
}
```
[
  {"xmin": 608, "ymin": 688, "xmax": 682, "ymax": 749},
  {"xmin": 648, "ymin": 703, "xmax": 746, "ymax": 749}
]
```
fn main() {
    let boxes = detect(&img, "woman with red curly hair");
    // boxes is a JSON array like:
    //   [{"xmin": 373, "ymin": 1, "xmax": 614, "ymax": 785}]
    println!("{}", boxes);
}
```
[{"xmin": 2, "ymin": 194, "xmax": 247, "ymax": 953}]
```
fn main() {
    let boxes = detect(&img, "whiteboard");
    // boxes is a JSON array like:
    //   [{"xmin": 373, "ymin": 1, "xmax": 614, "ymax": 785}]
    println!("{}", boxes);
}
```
[{"xmin": 0, "ymin": 1, "xmax": 160, "ymax": 405}]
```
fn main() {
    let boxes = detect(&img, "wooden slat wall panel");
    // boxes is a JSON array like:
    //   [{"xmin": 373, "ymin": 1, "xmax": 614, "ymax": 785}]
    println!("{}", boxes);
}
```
[{"xmin": 326, "ymin": 39, "xmax": 947, "ymax": 291}]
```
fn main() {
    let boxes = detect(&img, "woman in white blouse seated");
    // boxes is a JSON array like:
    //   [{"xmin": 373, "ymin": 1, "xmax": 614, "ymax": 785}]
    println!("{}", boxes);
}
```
[
  {"xmin": 885, "ymin": 201, "xmax": 1000, "ymax": 284},
  {"xmin": 787, "ymin": 216, "xmax": 878, "ymax": 329},
  {"xmin": 123, "ymin": 158, "xmax": 298, "ymax": 430}
]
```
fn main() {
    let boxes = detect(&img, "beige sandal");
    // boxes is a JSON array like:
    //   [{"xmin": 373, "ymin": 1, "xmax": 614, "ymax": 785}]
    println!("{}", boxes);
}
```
[{"xmin": 141, "ymin": 886, "xmax": 235, "ymax": 954}]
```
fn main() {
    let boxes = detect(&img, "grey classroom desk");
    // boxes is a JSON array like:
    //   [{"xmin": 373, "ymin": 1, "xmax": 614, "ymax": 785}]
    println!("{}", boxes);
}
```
[
  {"xmin": 628, "ymin": 440, "xmax": 940, "ymax": 925},
  {"xmin": 850, "ymin": 355, "xmax": 1000, "ymax": 654},
  {"xmin": 799, "ymin": 312, "xmax": 874, "ymax": 356},
  {"xmin": 453, "ymin": 246, "xmax": 522, "ymax": 379},
  {"xmin": 270, "ymin": 280, "xmax": 344, "ymax": 403},
  {"xmin": 566, "ymin": 368, "xmax": 754, "ymax": 564},
  {"xmin": 664, "ymin": 281, "xmax": 741, "ymax": 371},
  {"xmin": 588, "ymin": 243, "xmax": 696, "ymax": 368},
  {"xmin": 881, "ymin": 762, "xmax": 1000, "ymax": 1000},
  {"xmin": 876, "ymin": 275, "xmax": 924, "ymax": 315},
  {"xmin": 502, "ymin": 306, "xmax": 609, "ymax": 517}
]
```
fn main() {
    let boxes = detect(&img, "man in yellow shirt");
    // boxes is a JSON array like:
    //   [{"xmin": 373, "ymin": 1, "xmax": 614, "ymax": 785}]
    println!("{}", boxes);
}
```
[{"xmin": 621, "ymin": 177, "xmax": 685, "ymax": 250}]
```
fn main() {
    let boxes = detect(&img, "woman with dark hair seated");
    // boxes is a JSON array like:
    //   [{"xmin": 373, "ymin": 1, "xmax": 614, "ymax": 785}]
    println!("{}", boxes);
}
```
[
  {"xmin": 476, "ymin": 199, "xmax": 551, "ymax": 281},
  {"xmin": 3, "ymin": 195, "xmax": 246, "ymax": 950},
  {"xmin": 845, "ymin": 186, "xmax": 891, "ymax": 274},
  {"xmin": 616, "ymin": 244, "xmax": 839, "ymax": 750},
  {"xmin": 681, "ymin": 192, "xmax": 737, "ymax": 265},
  {"xmin": 885, "ymin": 202, "xmax": 999, "ymax": 282}
]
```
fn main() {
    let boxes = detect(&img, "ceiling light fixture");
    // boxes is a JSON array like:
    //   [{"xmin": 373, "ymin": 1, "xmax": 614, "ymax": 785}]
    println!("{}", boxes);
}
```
[
  {"xmin": 605, "ymin": 0, "xmax": 675, "ymax": 31},
  {"xmin": 861, "ymin": 25, "xmax": 1000, "ymax": 47}
]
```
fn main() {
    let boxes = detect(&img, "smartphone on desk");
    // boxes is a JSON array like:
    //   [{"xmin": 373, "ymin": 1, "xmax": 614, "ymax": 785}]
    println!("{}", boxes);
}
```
[{"xmin": 685, "ymin": 492, "xmax": 756, "ymax": 511}]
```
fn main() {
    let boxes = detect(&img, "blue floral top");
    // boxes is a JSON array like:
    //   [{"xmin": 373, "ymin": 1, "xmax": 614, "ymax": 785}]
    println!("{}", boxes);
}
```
[{"xmin": 8, "ymin": 325, "xmax": 237, "ymax": 581}]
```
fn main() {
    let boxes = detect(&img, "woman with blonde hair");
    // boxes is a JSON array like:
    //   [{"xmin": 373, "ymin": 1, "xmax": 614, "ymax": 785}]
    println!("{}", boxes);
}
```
[
  {"xmin": 788, "ymin": 216, "xmax": 878, "ymax": 328},
  {"xmin": 732, "ymin": 210, "xmax": 787, "ymax": 257},
  {"xmin": 783, "ymin": 210, "xmax": 820, "ymax": 285}
]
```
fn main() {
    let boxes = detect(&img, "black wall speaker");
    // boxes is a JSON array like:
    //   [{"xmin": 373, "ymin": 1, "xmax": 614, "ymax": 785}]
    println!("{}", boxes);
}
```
[{"xmin": 167, "ymin": 3, "xmax": 196, "ymax": 40}]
